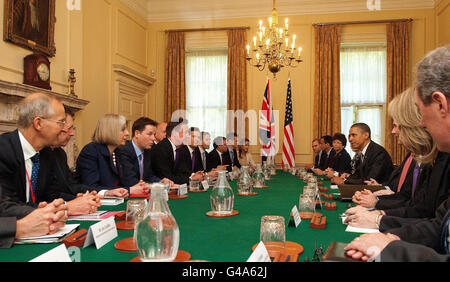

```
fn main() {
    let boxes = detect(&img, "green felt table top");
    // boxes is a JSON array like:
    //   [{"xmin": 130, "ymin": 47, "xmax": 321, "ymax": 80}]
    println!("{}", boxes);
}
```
[{"xmin": 0, "ymin": 171, "xmax": 359, "ymax": 262}]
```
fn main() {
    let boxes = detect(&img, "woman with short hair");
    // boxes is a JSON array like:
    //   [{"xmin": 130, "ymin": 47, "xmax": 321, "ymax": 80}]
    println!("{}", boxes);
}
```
[{"xmin": 76, "ymin": 114, "xmax": 146, "ymax": 197}]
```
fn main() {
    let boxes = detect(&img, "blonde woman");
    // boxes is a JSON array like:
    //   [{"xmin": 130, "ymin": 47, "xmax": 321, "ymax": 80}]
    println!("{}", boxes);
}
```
[
  {"xmin": 238, "ymin": 138, "xmax": 256, "ymax": 170},
  {"xmin": 352, "ymin": 88, "xmax": 437, "ymax": 208},
  {"xmin": 76, "ymin": 114, "xmax": 147, "ymax": 197}
]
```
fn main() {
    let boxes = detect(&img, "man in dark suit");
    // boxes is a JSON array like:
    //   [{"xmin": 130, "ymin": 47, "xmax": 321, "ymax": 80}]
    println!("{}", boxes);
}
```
[
  {"xmin": 151, "ymin": 119, "xmax": 203, "ymax": 185},
  {"xmin": 198, "ymin": 131, "xmax": 211, "ymax": 171},
  {"xmin": 119, "ymin": 117, "xmax": 172, "ymax": 188},
  {"xmin": 305, "ymin": 138, "xmax": 321, "ymax": 172},
  {"xmin": 226, "ymin": 133, "xmax": 241, "ymax": 170},
  {"xmin": 185, "ymin": 127, "xmax": 205, "ymax": 174},
  {"xmin": 0, "ymin": 94, "xmax": 99, "ymax": 218},
  {"xmin": 344, "ymin": 45, "xmax": 450, "ymax": 262},
  {"xmin": 206, "ymin": 136, "xmax": 232, "ymax": 172},
  {"xmin": 314, "ymin": 135, "xmax": 336, "ymax": 174},
  {"xmin": 332, "ymin": 123, "xmax": 393, "ymax": 185}
]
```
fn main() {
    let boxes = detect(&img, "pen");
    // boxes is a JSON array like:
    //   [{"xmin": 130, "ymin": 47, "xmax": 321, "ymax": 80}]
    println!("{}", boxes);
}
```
[
  {"xmin": 284, "ymin": 255, "xmax": 291, "ymax": 262},
  {"xmin": 74, "ymin": 231, "xmax": 88, "ymax": 240}
]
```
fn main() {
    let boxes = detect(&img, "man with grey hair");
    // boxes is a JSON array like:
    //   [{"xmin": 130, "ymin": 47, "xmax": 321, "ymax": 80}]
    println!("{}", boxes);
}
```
[
  {"xmin": 0, "ymin": 93, "xmax": 99, "ymax": 215},
  {"xmin": 344, "ymin": 45, "xmax": 450, "ymax": 262}
]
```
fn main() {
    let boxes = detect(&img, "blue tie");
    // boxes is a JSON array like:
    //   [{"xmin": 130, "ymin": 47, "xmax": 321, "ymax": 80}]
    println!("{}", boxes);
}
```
[{"xmin": 30, "ymin": 153, "xmax": 40, "ymax": 201}]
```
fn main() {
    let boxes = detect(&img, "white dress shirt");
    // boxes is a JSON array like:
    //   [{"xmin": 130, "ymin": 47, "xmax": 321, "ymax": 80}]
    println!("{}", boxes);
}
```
[{"xmin": 18, "ymin": 131, "xmax": 38, "ymax": 203}]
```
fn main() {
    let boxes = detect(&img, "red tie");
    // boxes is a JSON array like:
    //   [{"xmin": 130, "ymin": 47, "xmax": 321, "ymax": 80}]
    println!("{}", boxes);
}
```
[{"xmin": 397, "ymin": 154, "xmax": 414, "ymax": 193}]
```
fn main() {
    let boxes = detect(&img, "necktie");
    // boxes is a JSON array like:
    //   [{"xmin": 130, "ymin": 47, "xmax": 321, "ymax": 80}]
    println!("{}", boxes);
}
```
[
  {"xmin": 138, "ymin": 154, "xmax": 144, "ymax": 180},
  {"xmin": 191, "ymin": 151, "xmax": 196, "ymax": 172},
  {"xmin": 174, "ymin": 148, "xmax": 180, "ymax": 167},
  {"xmin": 229, "ymin": 149, "xmax": 234, "ymax": 165},
  {"xmin": 30, "ymin": 153, "xmax": 40, "ymax": 202},
  {"xmin": 202, "ymin": 151, "xmax": 207, "ymax": 170},
  {"xmin": 397, "ymin": 154, "xmax": 414, "ymax": 193},
  {"xmin": 411, "ymin": 163, "xmax": 420, "ymax": 202}
]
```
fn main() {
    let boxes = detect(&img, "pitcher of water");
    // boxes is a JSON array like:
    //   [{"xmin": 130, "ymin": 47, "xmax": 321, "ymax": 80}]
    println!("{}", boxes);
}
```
[
  {"xmin": 135, "ymin": 183, "xmax": 180, "ymax": 262},
  {"xmin": 210, "ymin": 170, "xmax": 234, "ymax": 215}
]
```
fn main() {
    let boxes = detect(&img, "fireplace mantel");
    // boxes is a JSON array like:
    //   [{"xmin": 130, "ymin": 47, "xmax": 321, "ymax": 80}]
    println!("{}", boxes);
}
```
[{"xmin": 0, "ymin": 79, "xmax": 90, "ymax": 168}]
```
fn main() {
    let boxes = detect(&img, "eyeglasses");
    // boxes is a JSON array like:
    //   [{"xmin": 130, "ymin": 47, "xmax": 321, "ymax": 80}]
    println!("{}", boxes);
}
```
[{"xmin": 39, "ymin": 117, "xmax": 67, "ymax": 127}]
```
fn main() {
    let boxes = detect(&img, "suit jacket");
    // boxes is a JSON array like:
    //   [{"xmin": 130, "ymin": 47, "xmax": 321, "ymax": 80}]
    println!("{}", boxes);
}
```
[
  {"xmin": 190, "ymin": 147, "xmax": 205, "ymax": 173},
  {"xmin": 375, "ymin": 153, "xmax": 423, "ymax": 210},
  {"xmin": 318, "ymin": 149, "xmax": 336, "ymax": 171},
  {"xmin": 0, "ymin": 196, "xmax": 35, "ymax": 249},
  {"xmin": 46, "ymin": 147, "xmax": 91, "ymax": 201},
  {"xmin": 328, "ymin": 149, "xmax": 351, "ymax": 175},
  {"xmin": 206, "ymin": 149, "xmax": 232, "ymax": 172},
  {"xmin": 380, "ymin": 196, "xmax": 450, "ymax": 260},
  {"xmin": 345, "ymin": 141, "xmax": 393, "ymax": 185},
  {"xmin": 382, "ymin": 152, "xmax": 450, "ymax": 219},
  {"xmin": 118, "ymin": 140, "xmax": 160, "ymax": 187},
  {"xmin": 0, "ymin": 130, "xmax": 58, "ymax": 206},
  {"xmin": 227, "ymin": 148, "xmax": 241, "ymax": 169},
  {"xmin": 150, "ymin": 139, "xmax": 191, "ymax": 184},
  {"xmin": 198, "ymin": 149, "xmax": 208, "ymax": 171},
  {"xmin": 75, "ymin": 142, "xmax": 128, "ymax": 192}
]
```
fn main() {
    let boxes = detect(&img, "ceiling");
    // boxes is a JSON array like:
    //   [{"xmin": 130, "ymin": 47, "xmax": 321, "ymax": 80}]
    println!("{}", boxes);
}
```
[{"xmin": 120, "ymin": 0, "xmax": 438, "ymax": 22}]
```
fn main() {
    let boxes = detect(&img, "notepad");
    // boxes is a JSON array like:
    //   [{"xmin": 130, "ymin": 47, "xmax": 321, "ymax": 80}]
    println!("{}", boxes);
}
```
[
  {"xmin": 68, "ymin": 211, "xmax": 108, "ymax": 221},
  {"xmin": 100, "ymin": 197, "xmax": 124, "ymax": 206},
  {"xmin": 15, "ymin": 224, "xmax": 80, "ymax": 244},
  {"xmin": 345, "ymin": 225, "xmax": 379, "ymax": 234}
]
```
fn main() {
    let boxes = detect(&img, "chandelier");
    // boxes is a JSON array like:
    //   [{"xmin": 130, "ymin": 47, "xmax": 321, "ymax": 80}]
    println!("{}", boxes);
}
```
[{"xmin": 246, "ymin": 0, "xmax": 303, "ymax": 78}]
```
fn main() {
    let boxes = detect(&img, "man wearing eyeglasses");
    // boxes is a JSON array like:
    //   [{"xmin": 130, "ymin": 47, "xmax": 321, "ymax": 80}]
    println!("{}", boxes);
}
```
[{"xmin": 0, "ymin": 93, "xmax": 70, "ymax": 206}]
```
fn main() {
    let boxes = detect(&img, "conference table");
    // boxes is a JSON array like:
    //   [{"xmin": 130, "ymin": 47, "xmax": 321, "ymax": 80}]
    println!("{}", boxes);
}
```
[{"xmin": 0, "ymin": 171, "xmax": 361, "ymax": 262}]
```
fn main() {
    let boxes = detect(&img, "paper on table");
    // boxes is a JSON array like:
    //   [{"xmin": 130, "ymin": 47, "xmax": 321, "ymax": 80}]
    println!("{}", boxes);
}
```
[
  {"xmin": 68, "ymin": 211, "xmax": 120, "ymax": 221},
  {"xmin": 345, "ymin": 225, "xmax": 379, "ymax": 234},
  {"xmin": 29, "ymin": 244, "xmax": 72, "ymax": 262},
  {"xmin": 18, "ymin": 224, "xmax": 80, "ymax": 241},
  {"xmin": 330, "ymin": 185, "xmax": 339, "ymax": 190}
]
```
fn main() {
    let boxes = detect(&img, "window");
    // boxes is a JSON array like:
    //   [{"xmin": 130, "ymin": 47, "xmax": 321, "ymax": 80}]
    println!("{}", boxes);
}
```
[
  {"xmin": 185, "ymin": 48, "xmax": 228, "ymax": 142},
  {"xmin": 340, "ymin": 44, "xmax": 387, "ymax": 156}
]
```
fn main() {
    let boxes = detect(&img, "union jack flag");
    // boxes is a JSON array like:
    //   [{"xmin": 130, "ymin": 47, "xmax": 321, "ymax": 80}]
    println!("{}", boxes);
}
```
[{"xmin": 259, "ymin": 79, "xmax": 276, "ymax": 161}]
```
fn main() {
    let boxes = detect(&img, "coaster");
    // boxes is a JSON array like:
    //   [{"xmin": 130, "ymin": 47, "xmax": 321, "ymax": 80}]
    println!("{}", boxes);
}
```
[
  {"xmin": 116, "ymin": 221, "xmax": 135, "ymax": 230},
  {"xmin": 114, "ymin": 237, "xmax": 136, "ymax": 252},
  {"xmin": 253, "ymin": 186, "xmax": 269, "ymax": 189},
  {"xmin": 169, "ymin": 194, "xmax": 189, "ymax": 200},
  {"xmin": 206, "ymin": 210, "xmax": 239, "ymax": 218},
  {"xmin": 114, "ymin": 211, "xmax": 126, "ymax": 221},
  {"xmin": 251, "ymin": 241, "xmax": 304, "ymax": 262},
  {"xmin": 130, "ymin": 250, "xmax": 191, "ymax": 262},
  {"xmin": 299, "ymin": 212, "xmax": 322, "ymax": 220},
  {"xmin": 237, "ymin": 192, "xmax": 258, "ymax": 196}
]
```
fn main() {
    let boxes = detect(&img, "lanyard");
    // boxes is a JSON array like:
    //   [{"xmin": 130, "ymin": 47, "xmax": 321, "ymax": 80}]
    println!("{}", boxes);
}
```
[{"xmin": 25, "ymin": 169, "xmax": 36, "ymax": 204}]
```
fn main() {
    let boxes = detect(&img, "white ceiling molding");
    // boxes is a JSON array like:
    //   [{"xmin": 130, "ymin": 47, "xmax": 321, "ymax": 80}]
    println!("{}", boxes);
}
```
[{"xmin": 121, "ymin": 0, "xmax": 437, "ymax": 23}]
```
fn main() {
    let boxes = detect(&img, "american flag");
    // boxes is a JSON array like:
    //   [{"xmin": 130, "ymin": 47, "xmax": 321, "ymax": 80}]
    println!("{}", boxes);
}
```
[
  {"xmin": 282, "ymin": 79, "xmax": 295, "ymax": 168},
  {"xmin": 259, "ymin": 79, "xmax": 276, "ymax": 161}
]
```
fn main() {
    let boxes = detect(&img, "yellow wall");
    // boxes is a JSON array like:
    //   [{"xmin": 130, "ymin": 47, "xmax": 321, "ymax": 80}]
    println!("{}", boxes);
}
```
[
  {"xmin": 78, "ymin": 0, "xmax": 153, "ymax": 148},
  {"xmin": 148, "ymin": 8, "xmax": 437, "ymax": 165},
  {"xmin": 436, "ymin": 0, "xmax": 450, "ymax": 46}
]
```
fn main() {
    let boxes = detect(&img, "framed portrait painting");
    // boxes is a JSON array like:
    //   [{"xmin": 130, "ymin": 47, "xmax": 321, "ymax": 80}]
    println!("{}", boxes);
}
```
[{"xmin": 3, "ymin": 0, "xmax": 56, "ymax": 57}]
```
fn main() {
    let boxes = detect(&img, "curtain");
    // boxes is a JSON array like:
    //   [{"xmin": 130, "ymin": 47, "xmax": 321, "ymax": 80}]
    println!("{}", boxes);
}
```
[
  {"xmin": 186, "ymin": 50, "xmax": 228, "ymax": 142},
  {"xmin": 340, "ymin": 45, "xmax": 387, "ymax": 156},
  {"xmin": 313, "ymin": 25, "xmax": 342, "ymax": 139},
  {"xmin": 340, "ymin": 45, "xmax": 387, "ymax": 104},
  {"xmin": 385, "ymin": 21, "xmax": 411, "ymax": 165},
  {"xmin": 165, "ymin": 31, "xmax": 186, "ymax": 122},
  {"xmin": 227, "ymin": 29, "xmax": 248, "ymax": 137}
]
